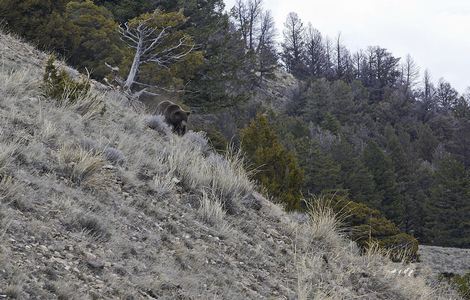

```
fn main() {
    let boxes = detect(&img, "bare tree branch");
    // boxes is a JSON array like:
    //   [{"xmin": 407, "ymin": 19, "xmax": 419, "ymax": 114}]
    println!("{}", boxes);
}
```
[{"xmin": 114, "ymin": 11, "xmax": 195, "ymax": 100}]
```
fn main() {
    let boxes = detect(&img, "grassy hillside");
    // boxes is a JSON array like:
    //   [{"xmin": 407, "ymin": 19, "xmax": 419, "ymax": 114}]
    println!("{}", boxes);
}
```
[{"xmin": 0, "ymin": 31, "xmax": 460, "ymax": 299}]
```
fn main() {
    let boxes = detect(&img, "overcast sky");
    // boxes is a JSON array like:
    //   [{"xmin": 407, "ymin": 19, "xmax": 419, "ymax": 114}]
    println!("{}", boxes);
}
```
[{"xmin": 224, "ymin": 0, "xmax": 470, "ymax": 93}]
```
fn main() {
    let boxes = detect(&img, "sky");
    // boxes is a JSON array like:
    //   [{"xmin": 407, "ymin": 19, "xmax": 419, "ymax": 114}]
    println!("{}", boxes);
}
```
[{"xmin": 224, "ymin": 0, "xmax": 470, "ymax": 93}]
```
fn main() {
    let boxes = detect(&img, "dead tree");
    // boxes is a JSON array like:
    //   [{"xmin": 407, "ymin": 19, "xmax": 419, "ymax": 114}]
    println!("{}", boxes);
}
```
[{"xmin": 116, "ymin": 10, "xmax": 195, "ymax": 97}]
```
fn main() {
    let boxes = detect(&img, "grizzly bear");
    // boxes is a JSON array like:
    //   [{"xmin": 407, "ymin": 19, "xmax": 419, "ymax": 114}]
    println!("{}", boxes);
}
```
[{"xmin": 154, "ymin": 100, "xmax": 191, "ymax": 136}]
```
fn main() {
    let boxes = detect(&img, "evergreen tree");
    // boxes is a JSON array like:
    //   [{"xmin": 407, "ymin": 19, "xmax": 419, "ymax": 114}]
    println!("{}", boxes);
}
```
[
  {"xmin": 302, "ymin": 78, "xmax": 331, "ymax": 124},
  {"xmin": 426, "ymin": 156, "xmax": 470, "ymax": 247},
  {"xmin": 362, "ymin": 141, "xmax": 402, "ymax": 221},
  {"xmin": 329, "ymin": 80, "xmax": 356, "ymax": 125},
  {"xmin": 240, "ymin": 114, "xmax": 304, "ymax": 210},
  {"xmin": 416, "ymin": 123, "xmax": 439, "ymax": 162},
  {"xmin": 281, "ymin": 12, "xmax": 305, "ymax": 77},
  {"xmin": 331, "ymin": 140, "xmax": 379, "ymax": 208},
  {"xmin": 0, "ymin": 0, "xmax": 74, "ymax": 55},
  {"xmin": 294, "ymin": 138, "xmax": 341, "ymax": 195},
  {"xmin": 320, "ymin": 113, "xmax": 341, "ymax": 135},
  {"xmin": 179, "ymin": 0, "xmax": 252, "ymax": 111},
  {"xmin": 94, "ymin": 0, "xmax": 168, "ymax": 22},
  {"xmin": 65, "ymin": 1, "xmax": 123, "ymax": 79}
]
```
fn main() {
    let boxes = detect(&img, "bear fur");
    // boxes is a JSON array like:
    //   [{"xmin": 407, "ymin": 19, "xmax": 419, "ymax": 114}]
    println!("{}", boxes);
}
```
[{"xmin": 154, "ymin": 100, "xmax": 191, "ymax": 136}]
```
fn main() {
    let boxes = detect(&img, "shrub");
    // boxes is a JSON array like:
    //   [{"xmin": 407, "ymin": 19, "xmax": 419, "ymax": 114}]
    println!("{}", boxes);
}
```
[
  {"xmin": 0, "ymin": 140, "xmax": 19, "ymax": 174},
  {"xmin": 0, "ymin": 67, "xmax": 39, "ymax": 97},
  {"xmin": 318, "ymin": 193, "xmax": 419, "ymax": 262},
  {"xmin": 184, "ymin": 131, "xmax": 211, "ymax": 153},
  {"xmin": 104, "ymin": 147, "xmax": 125, "ymax": 166},
  {"xmin": 145, "ymin": 115, "xmax": 172, "ymax": 135},
  {"xmin": 240, "ymin": 114, "xmax": 304, "ymax": 211},
  {"xmin": 42, "ymin": 56, "xmax": 105, "ymax": 119},
  {"xmin": 57, "ymin": 143, "xmax": 107, "ymax": 188},
  {"xmin": 193, "ymin": 125, "xmax": 228, "ymax": 153},
  {"xmin": 165, "ymin": 135, "xmax": 253, "ymax": 213},
  {"xmin": 304, "ymin": 195, "xmax": 348, "ymax": 243},
  {"xmin": 451, "ymin": 272, "xmax": 470, "ymax": 299},
  {"xmin": 69, "ymin": 213, "xmax": 110, "ymax": 240},
  {"xmin": 378, "ymin": 233, "xmax": 419, "ymax": 261},
  {"xmin": 43, "ymin": 56, "xmax": 90, "ymax": 104}
]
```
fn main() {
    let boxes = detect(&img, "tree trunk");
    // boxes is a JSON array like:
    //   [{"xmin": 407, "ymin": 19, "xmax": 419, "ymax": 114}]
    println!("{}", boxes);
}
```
[{"xmin": 124, "ymin": 38, "xmax": 143, "ymax": 91}]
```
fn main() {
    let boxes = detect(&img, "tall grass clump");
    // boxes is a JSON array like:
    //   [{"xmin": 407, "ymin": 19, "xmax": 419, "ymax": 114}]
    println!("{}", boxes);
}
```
[
  {"xmin": 305, "ymin": 195, "xmax": 349, "ymax": 244},
  {"xmin": 165, "ymin": 134, "xmax": 253, "ymax": 212},
  {"xmin": 146, "ymin": 115, "xmax": 172, "ymax": 136},
  {"xmin": 42, "ymin": 56, "xmax": 105, "ymax": 119},
  {"xmin": 57, "ymin": 143, "xmax": 107, "ymax": 188},
  {"xmin": 0, "ymin": 140, "xmax": 19, "ymax": 174},
  {"xmin": 0, "ymin": 141, "xmax": 21, "ymax": 205},
  {"xmin": 151, "ymin": 172, "xmax": 176, "ymax": 201},
  {"xmin": 0, "ymin": 65, "xmax": 39, "ymax": 97},
  {"xmin": 0, "ymin": 175, "xmax": 18, "ymax": 203},
  {"xmin": 197, "ymin": 190, "xmax": 231, "ymax": 234}
]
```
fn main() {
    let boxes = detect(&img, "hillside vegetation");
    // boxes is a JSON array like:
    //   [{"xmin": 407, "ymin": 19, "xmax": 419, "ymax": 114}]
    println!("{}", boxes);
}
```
[
  {"xmin": 1, "ymin": 0, "xmax": 469, "ymax": 249},
  {"xmin": 0, "ymin": 31, "xmax": 462, "ymax": 299}
]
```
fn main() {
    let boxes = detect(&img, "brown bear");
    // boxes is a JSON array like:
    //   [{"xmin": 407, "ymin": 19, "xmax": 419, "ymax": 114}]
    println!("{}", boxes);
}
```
[{"xmin": 154, "ymin": 100, "xmax": 191, "ymax": 136}]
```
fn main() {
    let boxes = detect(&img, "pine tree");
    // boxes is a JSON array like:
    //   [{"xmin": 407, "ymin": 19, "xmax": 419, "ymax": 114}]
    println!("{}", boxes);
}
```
[
  {"xmin": 281, "ymin": 12, "xmax": 305, "ymax": 78},
  {"xmin": 0, "ymin": 0, "xmax": 73, "ymax": 54},
  {"xmin": 302, "ymin": 78, "xmax": 331, "ymax": 124},
  {"xmin": 426, "ymin": 156, "xmax": 470, "ymax": 247},
  {"xmin": 65, "ymin": 1, "xmax": 123, "ymax": 79},
  {"xmin": 241, "ymin": 114, "xmax": 304, "ymax": 210},
  {"xmin": 362, "ymin": 141, "xmax": 402, "ymax": 221},
  {"xmin": 294, "ymin": 138, "xmax": 341, "ymax": 195},
  {"xmin": 320, "ymin": 113, "xmax": 341, "ymax": 135},
  {"xmin": 179, "ymin": 0, "xmax": 252, "ymax": 111},
  {"xmin": 331, "ymin": 140, "xmax": 379, "ymax": 208}
]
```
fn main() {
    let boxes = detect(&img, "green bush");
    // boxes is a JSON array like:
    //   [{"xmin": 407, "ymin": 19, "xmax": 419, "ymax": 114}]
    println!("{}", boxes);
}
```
[
  {"xmin": 42, "ymin": 56, "xmax": 105, "ymax": 118},
  {"xmin": 452, "ymin": 272, "xmax": 470, "ymax": 299},
  {"xmin": 241, "ymin": 114, "xmax": 304, "ymax": 210},
  {"xmin": 197, "ymin": 126, "xmax": 228, "ymax": 153},
  {"xmin": 324, "ymin": 194, "xmax": 419, "ymax": 261},
  {"xmin": 43, "ymin": 56, "xmax": 91, "ymax": 104},
  {"xmin": 440, "ymin": 272, "xmax": 470, "ymax": 299}
]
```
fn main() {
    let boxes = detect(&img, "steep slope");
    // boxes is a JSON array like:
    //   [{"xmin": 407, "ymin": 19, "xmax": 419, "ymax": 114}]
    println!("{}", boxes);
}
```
[{"xmin": 0, "ymin": 32, "xmax": 460, "ymax": 299}]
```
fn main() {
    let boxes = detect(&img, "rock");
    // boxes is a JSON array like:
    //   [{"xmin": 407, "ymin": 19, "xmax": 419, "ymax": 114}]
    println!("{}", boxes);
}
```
[{"xmin": 87, "ymin": 258, "xmax": 105, "ymax": 270}]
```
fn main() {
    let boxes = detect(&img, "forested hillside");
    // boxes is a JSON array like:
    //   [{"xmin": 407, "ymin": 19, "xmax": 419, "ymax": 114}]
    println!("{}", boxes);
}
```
[{"xmin": 1, "ymin": 0, "xmax": 469, "ymax": 249}]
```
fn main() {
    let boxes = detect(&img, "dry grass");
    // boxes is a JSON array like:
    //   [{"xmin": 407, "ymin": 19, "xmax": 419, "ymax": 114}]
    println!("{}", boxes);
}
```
[
  {"xmin": 151, "ymin": 172, "xmax": 177, "ymax": 201},
  {"xmin": 197, "ymin": 190, "xmax": 231, "ymax": 234},
  {"xmin": 0, "ymin": 175, "xmax": 19, "ymax": 204},
  {"xmin": 57, "ymin": 143, "xmax": 107, "ymax": 188},
  {"xmin": 0, "ymin": 140, "xmax": 21, "ymax": 174},
  {"xmin": 58, "ymin": 84, "xmax": 106, "ymax": 120},
  {"xmin": 146, "ymin": 114, "xmax": 172, "ymax": 135},
  {"xmin": 292, "ymin": 195, "xmax": 463, "ymax": 300},
  {"xmin": 165, "ymin": 136, "xmax": 253, "ymax": 213},
  {"xmin": 304, "ymin": 195, "xmax": 349, "ymax": 245},
  {"xmin": 0, "ymin": 65, "xmax": 39, "ymax": 97}
]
